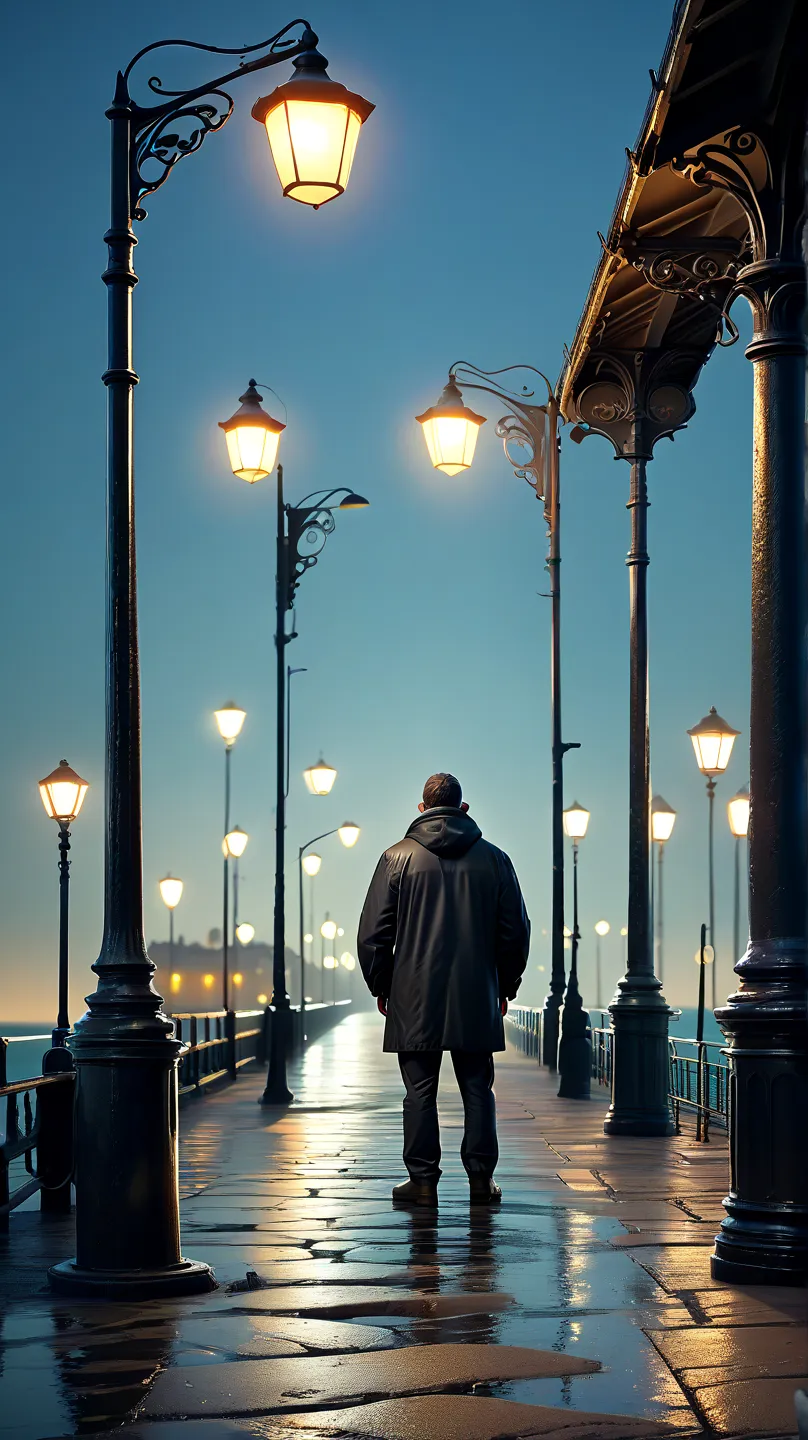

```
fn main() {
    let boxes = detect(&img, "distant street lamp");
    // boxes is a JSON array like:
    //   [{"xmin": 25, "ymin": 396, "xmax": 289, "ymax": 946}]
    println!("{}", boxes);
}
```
[
  {"xmin": 695, "ymin": 929, "xmax": 716, "ymax": 1044},
  {"xmin": 558, "ymin": 802, "xmax": 591, "ymax": 1099},
  {"xmin": 224, "ymin": 825, "xmax": 249, "ymax": 953},
  {"xmin": 688, "ymin": 708, "xmax": 740, "ymax": 1007},
  {"xmin": 727, "ymin": 786, "xmax": 750, "ymax": 973},
  {"xmin": 594, "ymin": 920, "xmax": 610, "ymax": 1011},
  {"xmin": 650, "ymin": 796, "xmax": 677, "ymax": 984},
  {"xmin": 220, "ymin": 381, "xmax": 368, "ymax": 1106},
  {"xmin": 236, "ymin": 922, "xmax": 255, "ymax": 946},
  {"xmin": 298, "ymin": 829, "xmax": 360, "ymax": 1020},
  {"xmin": 39, "ymin": 762, "xmax": 90, "ymax": 1052},
  {"xmin": 158, "ymin": 875, "xmax": 184, "ymax": 973},
  {"xmin": 215, "ymin": 704, "xmax": 246, "ymax": 1014},
  {"xmin": 417, "ymin": 363, "xmax": 580, "ymax": 1076}
]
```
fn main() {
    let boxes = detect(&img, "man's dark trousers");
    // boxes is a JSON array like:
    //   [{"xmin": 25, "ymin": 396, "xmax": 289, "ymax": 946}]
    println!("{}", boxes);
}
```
[{"xmin": 398, "ymin": 1051, "xmax": 498, "ymax": 1182}]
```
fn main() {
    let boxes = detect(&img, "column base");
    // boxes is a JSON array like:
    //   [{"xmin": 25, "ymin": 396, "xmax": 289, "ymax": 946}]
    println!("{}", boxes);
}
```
[
  {"xmin": 603, "ymin": 981, "xmax": 673, "ymax": 1137},
  {"xmin": 260, "ymin": 1083, "xmax": 294, "ymax": 1106},
  {"xmin": 541, "ymin": 992, "xmax": 562, "ymax": 1070},
  {"xmin": 48, "ymin": 1257, "xmax": 215, "ymax": 1300}
]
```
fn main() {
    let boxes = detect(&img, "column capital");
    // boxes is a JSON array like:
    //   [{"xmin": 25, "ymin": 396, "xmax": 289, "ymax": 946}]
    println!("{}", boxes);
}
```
[{"xmin": 568, "ymin": 347, "xmax": 695, "ymax": 462}]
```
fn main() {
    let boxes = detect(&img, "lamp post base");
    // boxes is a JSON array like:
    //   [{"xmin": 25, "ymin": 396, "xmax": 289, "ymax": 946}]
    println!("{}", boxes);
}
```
[
  {"xmin": 261, "ymin": 1005, "xmax": 294, "ymax": 1106},
  {"xmin": 48, "ymin": 1257, "xmax": 215, "ymax": 1300},
  {"xmin": 541, "ymin": 992, "xmax": 562, "ymax": 1070}
]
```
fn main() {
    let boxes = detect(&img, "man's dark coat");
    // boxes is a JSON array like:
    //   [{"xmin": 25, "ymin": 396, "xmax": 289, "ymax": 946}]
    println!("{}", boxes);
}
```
[{"xmin": 357, "ymin": 807, "xmax": 530, "ymax": 1053}]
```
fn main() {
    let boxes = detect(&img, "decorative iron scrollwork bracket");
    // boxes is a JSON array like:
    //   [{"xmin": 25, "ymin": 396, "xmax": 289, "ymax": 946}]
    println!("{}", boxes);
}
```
[
  {"xmin": 569, "ymin": 347, "xmax": 697, "ymax": 460},
  {"xmin": 448, "ymin": 363, "xmax": 558, "ymax": 521},
  {"xmin": 285, "ymin": 501, "xmax": 338, "ymax": 612}
]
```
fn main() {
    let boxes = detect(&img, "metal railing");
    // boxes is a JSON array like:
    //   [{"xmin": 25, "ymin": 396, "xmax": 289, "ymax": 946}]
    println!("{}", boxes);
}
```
[
  {"xmin": 0, "ymin": 1037, "xmax": 74, "ymax": 1228},
  {"xmin": 506, "ymin": 1005, "xmax": 543, "ymax": 1058},
  {"xmin": 668, "ymin": 1037, "xmax": 729, "ymax": 1141},
  {"xmin": 174, "ymin": 1009, "xmax": 267, "ymax": 1096}
]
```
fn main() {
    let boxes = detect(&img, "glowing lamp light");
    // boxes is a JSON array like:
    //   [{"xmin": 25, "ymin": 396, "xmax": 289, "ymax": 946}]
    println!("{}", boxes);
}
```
[
  {"xmin": 219, "ymin": 381, "xmax": 285, "ymax": 483},
  {"xmin": 304, "ymin": 758, "xmax": 337, "ymax": 795},
  {"xmin": 304, "ymin": 933, "xmax": 313, "ymax": 945},
  {"xmin": 563, "ymin": 801, "xmax": 590, "ymax": 841},
  {"xmin": 232, "ymin": 972, "xmax": 243, "ymax": 987},
  {"xmin": 170, "ymin": 973, "xmax": 181, "ymax": 994},
  {"xmin": 651, "ymin": 795, "xmax": 677, "ymax": 844},
  {"xmin": 223, "ymin": 826, "xmax": 249, "ymax": 859},
  {"xmin": 416, "ymin": 378, "xmax": 487, "ymax": 476},
  {"xmin": 302, "ymin": 852, "xmax": 322, "ymax": 876},
  {"xmin": 203, "ymin": 973, "xmax": 215, "ymax": 989},
  {"xmin": 252, "ymin": 36, "xmax": 374, "ymax": 210},
  {"xmin": 323, "ymin": 954, "xmax": 337, "ymax": 970},
  {"xmin": 257, "ymin": 992, "xmax": 268, "ymax": 1005},
  {"xmin": 694, "ymin": 945, "xmax": 715, "ymax": 965},
  {"xmin": 159, "ymin": 875, "xmax": 184, "ymax": 910},
  {"xmin": 338, "ymin": 823, "xmax": 360, "ymax": 848},
  {"xmin": 340, "ymin": 952, "xmax": 356, "ymax": 970},
  {"xmin": 39, "ymin": 760, "xmax": 89, "ymax": 825},
  {"xmin": 236, "ymin": 922, "xmax": 255, "ymax": 945},
  {"xmin": 337, "ymin": 927, "xmax": 344, "ymax": 937},
  {"xmin": 321, "ymin": 919, "xmax": 337, "ymax": 941},
  {"xmin": 687, "ymin": 707, "xmax": 740, "ymax": 776},
  {"xmin": 595, "ymin": 920, "xmax": 610, "ymax": 938},
  {"xmin": 215, "ymin": 702, "xmax": 246, "ymax": 746},
  {"xmin": 728, "ymin": 785, "xmax": 750, "ymax": 839}
]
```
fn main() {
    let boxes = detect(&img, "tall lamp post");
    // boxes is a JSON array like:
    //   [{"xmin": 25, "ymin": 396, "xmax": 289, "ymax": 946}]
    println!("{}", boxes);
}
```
[
  {"xmin": 727, "ymin": 786, "xmax": 750, "ymax": 972},
  {"xmin": 219, "ymin": 382, "xmax": 368, "ymax": 1106},
  {"xmin": 650, "ymin": 796, "xmax": 676, "ymax": 984},
  {"xmin": 687, "ymin": 708, "xmax": 740, "ymax": 1008},
  {"xmin": 214, "ymin": 704, "xmax": 246, "ymax": 1015},
  {"xmin": 39, "ymin": 762, "xmax": 90, "ymax": 1056},
  {"xmin": 299, "ymin": 825, "xmax": 359, "ymax": 1018},
  {"xmin": 594, "ymin": 920, "xmax": 610, "ymax": 1012},
  {"xmin": 558, "ymin": 801, "xmax": 591, "ymax": 1100},
  {"xmin": 158, "ymin": 875, "xmax": 184, "ymax": 973},
  {"xmin": 417, "ymin": 362, "xmax": 580, "ymax": 1076},
  {"xmin": 53, "ymin": 19, "xmax": 373, "ymax": 1299}
]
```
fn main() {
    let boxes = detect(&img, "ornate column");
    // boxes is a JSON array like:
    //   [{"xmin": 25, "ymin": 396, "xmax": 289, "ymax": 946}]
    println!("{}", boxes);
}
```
[
  {"xmin": 571, "ymin": 351, "xmax": 693, "ymax": 1135},
  {"xmin": 674, "ymin": 124, "xmax": 808, "ymax": 1283}
]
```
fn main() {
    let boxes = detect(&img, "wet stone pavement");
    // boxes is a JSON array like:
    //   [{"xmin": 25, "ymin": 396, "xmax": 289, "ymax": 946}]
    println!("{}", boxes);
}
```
[{"xmin": 0, "ymin": 1012, "xmax": 806, "ymax": 1439}]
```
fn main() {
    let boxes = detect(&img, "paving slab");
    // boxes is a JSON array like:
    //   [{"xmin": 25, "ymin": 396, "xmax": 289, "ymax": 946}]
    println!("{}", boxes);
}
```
[
  {"xmin": 650, "ymin": 1323, "xmax": 808, "ymax": 1384},
  {"xmin": 142, "ymin": 1343, "xmax": 601, "ymax": 1419},
  {"xmin": 690, "ymin": 1375, "xmax": 806, "ymax": 1436},
  {"xmin": 218, "ymin": 1289, "xmax": 516, "ymax": 1319}
]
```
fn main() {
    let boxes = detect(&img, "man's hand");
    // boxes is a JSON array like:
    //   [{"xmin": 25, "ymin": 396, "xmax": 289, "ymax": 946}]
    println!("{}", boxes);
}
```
[
  {"xmin": 501, "ymin": 999, "xmax": 508, "ymax": 1016},
  {"xmin": 377, "ymin": 996, "xmax": 388, "ymax": 1017}
]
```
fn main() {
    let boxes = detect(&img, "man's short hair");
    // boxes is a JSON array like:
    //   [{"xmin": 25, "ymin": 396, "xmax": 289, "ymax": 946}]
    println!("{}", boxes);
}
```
[{"xmin": 423, "ymin": 773, "xmax": 462, "ymax": 809}]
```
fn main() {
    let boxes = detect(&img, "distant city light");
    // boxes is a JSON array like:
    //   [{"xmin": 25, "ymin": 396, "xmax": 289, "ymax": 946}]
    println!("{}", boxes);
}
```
[
  {"xmin": 257, "ymin": 992, "xmax": 268, "ymax": 1005},
  {"xmin": 203, "ymin": 973, "xmax": 215, "ymax": 989}
]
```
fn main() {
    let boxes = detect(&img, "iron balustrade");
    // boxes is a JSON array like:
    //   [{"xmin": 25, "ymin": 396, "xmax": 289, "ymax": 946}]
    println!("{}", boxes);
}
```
[
  {"xmin": 0, "ymin": 1036, "xmax": 74, "ymax": 1228},
  {"xmin": 505, "ymin": 1006, "xmax": 544, "ymax": 1060},
  {"xmin": 174, "ymin": 1009, "xmax": 267, "ymax": 1096}
]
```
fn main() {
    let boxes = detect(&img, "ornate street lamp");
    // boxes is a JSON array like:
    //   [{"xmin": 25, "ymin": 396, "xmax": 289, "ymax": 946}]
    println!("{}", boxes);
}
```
[
  {"xmin": 594, "ymin": 920, "xmax": 610, "ymax": 1011},
  {"xmin": 558, "ymin": 801, "xmax": 591, "ymax": 1098},
  {"xmin": 224, "ymin": 826, "xmax": 249, "ymax": 958},
  {"xmin": 688, "ymin": 708, "xmax": 740, "ymax": 1007},
  {"xmin": 728, "ymin": 785, "xmax": 750, "ymax": 975},
  {"xmin": 302, "ymin": 853, "xmax": 322, "ymax": 876},
  {"xmin": 304, "ymin": 758, "xmax": 339, "ymax": 795},
  {"xmin": 219, "ymin": 376, "xmax": 368, "ymax": 1105},
  {"xmin": 51, "ymin": 16, "xmax": 373, "ymax": 1302},
  {"xmin": 417, "ymin": 362, "xmax": 580, "ymax": 1081},
  {"xmin": 215, "ymin": 704, "xmax": 246, "ymax": 1017},
  {"xmin": 39, "ymin": 762, "xmax": 89, "ymax": 1054},
  {"xmin": 337, "ymin": 822, "xmax": 360, "ymax": 847},
  {"xmin": 158, "ymin": 875, "xmax": 184, "ymax": 973},
  {"xmin": 650, "ymin": 796, "xmax": 676, "ymax": 984}
]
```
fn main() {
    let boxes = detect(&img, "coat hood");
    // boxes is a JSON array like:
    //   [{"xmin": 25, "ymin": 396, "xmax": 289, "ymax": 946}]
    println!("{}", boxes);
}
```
[{"xmin": 406, "ymin": 807, "xmax": 482, "ymax": 859}]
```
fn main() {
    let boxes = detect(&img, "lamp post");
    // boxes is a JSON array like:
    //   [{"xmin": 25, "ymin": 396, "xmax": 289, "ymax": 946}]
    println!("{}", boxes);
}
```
[
  {"xmin": 220, "ymin": 383, "xmax": 368, "ymax": 1105},
  {"xmin": 224, "ymin": 824, "xmax": 249, "ymax": 956},
  {"xmin": 299, "ymin": 826, "xmax": 359, "ymax": 1020},
  {"xmin": 695, "ymin": 929, "xmax": 715, "ymax": 1046},
  {"xmin": 417, "ymin": 362, "xmax": 580, "ymax": 1075},
  {"xmin": 650, "ymin": 796, "xmax": 676, "ymax": 984},
  {"xmin": 594, "ymin": 920, "xmax": 610, "ymax": 1011},
  {"xmin": 687, "ymin": 708, "xmax": 740, "ymax": 1008},
  {"xmin": 558, "ymin": 801, "xmax": 591, "ymax": 1100},
  {"xmin": 727, "ymin": 786, "xmax": 750, "ymax": 973},
  {"xmin": 52, "ymin": 19, "xmax": 372, "ymax": 1300},
  {"xmin": 39, "ymin": 762, "xmax": 90, "ymax": 1053},
  {"xmin": 215, "ymin": 704, "xmax": 246, "ymax": 1014},
  {"xmin": 158, "ymin": 875, "xmax": 184, "ymax": 973}
]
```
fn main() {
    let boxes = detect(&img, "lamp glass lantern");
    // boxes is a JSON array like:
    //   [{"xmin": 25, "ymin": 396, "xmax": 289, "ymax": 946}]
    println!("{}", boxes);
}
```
[
  {"xmin": 304, "ymin": 758, "xmax": 338, "ymax": 795},
  {"xmin": 219, "ymin": 382, "xmax": 285, "ymax": 484},
  {"xmin": 302, "ymin": 852, "xmax": 323, "ymax": 876},
  {"xmin": 416, "ymin": 378, "xmax": 487, "ymax": 476},
  {"xmin": 651, "ymin": 795, "xmax": 677, "ymax": 843},
  {"xmin": 321, "ymin": 919, "xmax": 337, "ymax": 941},
  {"xmin": 594, "ymin": 920, "xmax": 610, "ymax": 937},
  {"xmin": 215, "ymin": 702, "xmax": 247, "ymax": 745},
  {"xmin": 39, "ymin": 761, "xmax": 89, "ymax": 825},
  {"xmin": 252, "ymin": 43, "xmax": 375, "ymax": 210},
  {"xmin": 159, "ymin": 875, "xmax": 183, "ymax": 910},
  {"xmin": 728, "ymin": 786, "xmax": 750, "ymax": 839},
  {"xmin": 338, "ymin": 823, "xmax": 360, "ymax": 848},
  {"xmin": 236, "ymin": 922, "xmax": 255, "ymax": 945},
  {"xmin": 223, "ymin": 825, "xmax": 249, "ymax": 859},
  {"xmin": 687, "ymin": 707, "xmax": 740, "ymax": 776},
  {"xmin": 563, "ymin": 801, "xmax": 590, "ymax": 841}
]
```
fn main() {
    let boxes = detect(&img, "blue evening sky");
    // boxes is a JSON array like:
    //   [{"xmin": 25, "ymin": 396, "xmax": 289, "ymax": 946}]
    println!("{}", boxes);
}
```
[{"xmin": 1, "ymin": 0, "xmax": 752, "ymax": 1023}]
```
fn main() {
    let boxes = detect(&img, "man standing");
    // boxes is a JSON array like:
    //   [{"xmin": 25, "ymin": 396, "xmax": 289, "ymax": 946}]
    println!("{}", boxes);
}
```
[{"xmin": 357, "ymin": 773, "xmax": 530, "ymax": 1206}]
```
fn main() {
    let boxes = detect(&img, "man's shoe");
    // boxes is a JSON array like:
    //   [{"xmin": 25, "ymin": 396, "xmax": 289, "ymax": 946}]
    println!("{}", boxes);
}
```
[
  {"xmin": 392, "ymin": 1179, "xmax": 438, "ymax": 1207},
  {"xmin": 469, "ymin": 1177, "xmax": 502, "ymax": 1205}
]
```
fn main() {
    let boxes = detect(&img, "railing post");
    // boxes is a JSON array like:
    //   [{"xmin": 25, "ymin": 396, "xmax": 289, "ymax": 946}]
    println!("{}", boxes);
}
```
[
  {"xmin": 39, "ymin": 1041, "xmax": 75, "ymax": 1214},
  {"xmin": 225, "ymin": 1009, "xmax": 237, "ymax": 1080},
  {"xmin": 190, "ymin": 1016, "xmax": 199, "ymax": 1092}
]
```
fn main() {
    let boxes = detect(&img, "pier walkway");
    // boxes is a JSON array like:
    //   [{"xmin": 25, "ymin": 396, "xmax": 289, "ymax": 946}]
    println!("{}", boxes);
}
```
[{"xmin": 1, "ymin": 1011, "xmax": 806, "ymax": 1439}]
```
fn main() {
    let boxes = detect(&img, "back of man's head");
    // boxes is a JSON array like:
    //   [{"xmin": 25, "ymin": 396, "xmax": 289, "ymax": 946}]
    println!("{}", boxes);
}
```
[{"xmin": 422, "ymin": 773, "xmax": 462, "ymax": 809}]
